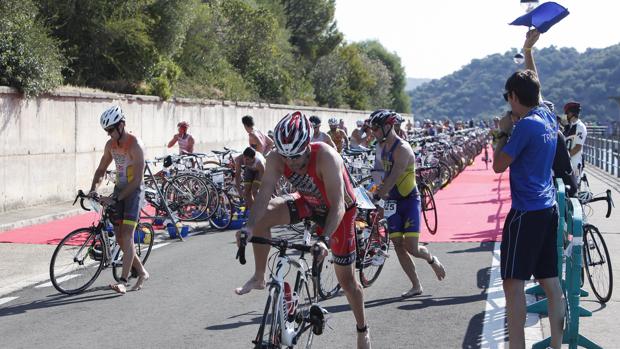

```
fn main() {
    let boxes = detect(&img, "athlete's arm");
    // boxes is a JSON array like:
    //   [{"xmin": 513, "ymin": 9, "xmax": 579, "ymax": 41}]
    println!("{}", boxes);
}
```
[
  {"xmin": 187, "ymin": 135, "xmax": 195, "ymax": 153},
  {"xmin": 167, "ymin": 134, "xmax": 179, "ymax": 148},
  {"xmin": 493, "ymin": 136, "xmax": 512, "ymax": 173},
  {"xmin": 376, "ymin": 144, "xmax": 410, "ymax": 198},
  {"xmin": 255, "ymin": 159, "xmax": 265, "ymax": 181},
  {"xmin": 324, "ymin": 132, "xmax": 336, "ymax": 149},
  {"xmin": 245, "ymin": 152, "xmax": 283, "ymax": 233},
  {"xmin": 320, "ymin": 149, "xmax": 347, "ymax": 239},
  {"xmin": 341, "ymin": 130, "xmax": 349, "ymax": 149},
  {"xmin": 234, "ymin": 154, "xmax": 243, "ymax": 194},
  {"xmin": 116, "ymin": 139, "xmax": 145, "ymax": 201},
  {"xmin": 248, "ymin": 133, "xmax": 263, "ymax": 154},
  {"xmin": 264, "ymin": 132, "xmax": 274, "ymax": 152},
  {"xmin": 89, "ymin": 141, "xmax": 113, "ymax": 193}
]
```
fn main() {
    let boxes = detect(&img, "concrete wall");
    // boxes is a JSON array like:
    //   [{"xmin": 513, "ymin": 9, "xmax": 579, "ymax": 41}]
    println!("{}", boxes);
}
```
[{"xmin": 0, "ymin": 86, "xmax": 412, "ymax": 213}]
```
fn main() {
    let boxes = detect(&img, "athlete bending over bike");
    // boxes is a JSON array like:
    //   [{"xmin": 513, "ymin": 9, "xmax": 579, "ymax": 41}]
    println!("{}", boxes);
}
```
[{"xmin": 235, "ymin": 111, "xmax": 371, "ymax": 349}]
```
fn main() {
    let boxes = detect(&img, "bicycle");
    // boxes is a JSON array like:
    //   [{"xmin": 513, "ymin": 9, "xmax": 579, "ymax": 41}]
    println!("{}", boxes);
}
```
[
  {"xmin": 576, "ymin": 176, "xmax": 614, "ymax": 303},
  {"xmin": 237, "ymin": 224, "xmax": 328, "ymax": 348},
  {"xmin": 316, "ymin": 188, "xmax": 390, "ymax": 300},
  {"xmin": 49, "ymin": 190, "xmax": 154, "ymax": 295}
]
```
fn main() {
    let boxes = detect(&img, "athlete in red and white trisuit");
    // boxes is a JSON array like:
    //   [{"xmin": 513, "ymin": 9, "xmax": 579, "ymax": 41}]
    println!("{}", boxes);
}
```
[{"xmin": 235, "ymin": 111, "xmax": 371, "ymax": 349}]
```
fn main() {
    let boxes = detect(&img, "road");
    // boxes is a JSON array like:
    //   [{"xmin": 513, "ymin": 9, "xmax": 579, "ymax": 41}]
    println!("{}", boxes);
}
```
[{"xmin": 0, "ymin": 225, "xmax": 494, "ymax": 348}]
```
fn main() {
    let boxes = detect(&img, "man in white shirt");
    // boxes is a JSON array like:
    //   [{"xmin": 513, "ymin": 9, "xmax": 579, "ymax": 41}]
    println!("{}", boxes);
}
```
[{"xmin": 562, "ymin": 102, "xmax": 587, "ymax": 181}]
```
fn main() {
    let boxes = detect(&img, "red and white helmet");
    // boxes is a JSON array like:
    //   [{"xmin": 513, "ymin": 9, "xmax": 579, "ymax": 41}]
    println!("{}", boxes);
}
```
[
  {"xmin": 100, "ymin": 105, "xmax": 125, "ymax": 129},
  {"xmin": 274, "ymin": 111, "xmax": 313, "ymax": 157}
]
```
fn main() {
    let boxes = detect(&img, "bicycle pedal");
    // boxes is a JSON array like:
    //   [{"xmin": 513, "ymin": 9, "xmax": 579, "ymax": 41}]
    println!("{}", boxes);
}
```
[{"xmin": 309, "ymin": 304, "xmax": 327, "ymax": 335}]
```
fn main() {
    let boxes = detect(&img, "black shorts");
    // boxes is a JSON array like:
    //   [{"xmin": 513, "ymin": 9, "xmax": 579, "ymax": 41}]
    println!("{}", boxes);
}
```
[
  {"xmin": 111, "ymin": 186, "xmax": 144, "ymax": 227},
  {"xmin": 500, "ymin": 205, "xmax": 559, "ymax": 280}
]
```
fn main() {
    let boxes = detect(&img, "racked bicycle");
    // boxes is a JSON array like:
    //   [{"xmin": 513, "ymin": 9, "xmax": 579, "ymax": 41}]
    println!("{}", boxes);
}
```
[
  {"xmin": 49, "ymin": 190, "xmax": 154, "ymax": 295},
  {"xmin": 236, "ymin": 223, "xmax": 328, "ymax": 348}
]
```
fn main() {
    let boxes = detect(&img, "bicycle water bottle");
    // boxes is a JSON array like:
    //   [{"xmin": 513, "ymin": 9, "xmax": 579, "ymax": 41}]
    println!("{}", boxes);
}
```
[
  {"xmin": 105, "ymin": 222, "xmax": 114, "ymax": 237},
  {"xmin": 284, "ymin": 282, "xmax": 295, "ymax": 316}
]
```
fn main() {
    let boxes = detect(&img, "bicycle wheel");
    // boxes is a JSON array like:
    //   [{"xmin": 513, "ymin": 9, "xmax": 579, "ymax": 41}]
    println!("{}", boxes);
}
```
[
  {"xmin": 254, "ymin": 286, "xmax": 283, "ymax": 348},
  {"xmin": 582, "ymin": 224, "xmax": 613, "ymax": 303},
  {"xmin": 419, "ymin": 183, "xmax": 438, "ymax": 235},
  {"xmin": 359, "ymin": 219, "xmax": 390, "ymax": 287},
  {"xmin": 293, "ymin": 273, "xmax": 317, "ymax": 348},
  {"xmin": 50, "ymin": 228, "xmax": 105, "ymax": 295},
  {"xmin": 209, "ymin": 190, "xmax": 233, "ymax": 230},
  {"xmin": 164, "ymin": 174, "xmax": 210, "ymax": 221},
  {"xmin": 317, "ymin": 251, "xmax": 341, "ymax": 300},
  {"xmin": 112, "ymin": 223, "xmax": 155, "ymax": 282}
]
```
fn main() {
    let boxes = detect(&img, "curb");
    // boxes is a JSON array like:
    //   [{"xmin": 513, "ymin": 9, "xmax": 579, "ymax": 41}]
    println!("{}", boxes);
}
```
[{"xmin": 0, "ymin": 208, "xmax": 85, "ymax": 233}]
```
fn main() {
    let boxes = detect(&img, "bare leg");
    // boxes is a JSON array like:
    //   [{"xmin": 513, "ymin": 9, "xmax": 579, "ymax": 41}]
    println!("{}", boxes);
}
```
[
  {"xmin": 244, "ymin": 186, "xmax": 253, "ymax": 210},
  {"xmin": 503, "ymin": 278, "xmax": 526, "ymax": 349},
  {"xmin": 334, "ymin": 263, "xmax": 370, "ymax": 349},
  {"xmin": 235, "ymin": 197, "xmax": 290, "ymax": 295},
  {"xmin": 539, "ymin": 277, "xmax": 565, "ymax": 349},
  {"xmin": 404, "ymin": 236, "xmax": 445, "ymax": 280},
  {"xmin": 390, "ymin": 236, "xmax": 422, "ymax": 296}
]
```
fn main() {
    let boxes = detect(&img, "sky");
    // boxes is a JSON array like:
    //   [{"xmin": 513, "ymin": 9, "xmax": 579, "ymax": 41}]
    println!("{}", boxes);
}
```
[{"xmin": 335, "ymin": 0, "xmax": 620, "ymax": 79}]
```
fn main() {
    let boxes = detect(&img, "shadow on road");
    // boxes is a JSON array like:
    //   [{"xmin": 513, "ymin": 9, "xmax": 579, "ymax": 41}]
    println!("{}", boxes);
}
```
[
  {"xmin": 0, "ymin": 286, "xmax": 121, "ymax": 318},
  {"xmin": 205, "ymin": 310, "xmax": 263, "ymax": 331}
]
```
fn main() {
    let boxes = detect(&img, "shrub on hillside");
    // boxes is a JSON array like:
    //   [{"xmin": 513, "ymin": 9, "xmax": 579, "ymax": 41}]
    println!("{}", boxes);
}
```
[{"xmin": 0, "ymin": 0, "xmax": 65, "ymax": 96}]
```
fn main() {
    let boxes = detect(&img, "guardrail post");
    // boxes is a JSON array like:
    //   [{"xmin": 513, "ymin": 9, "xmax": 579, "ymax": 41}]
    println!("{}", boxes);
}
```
[{"xmin": 605, "ymin": 139, "xmax": 610, "ymax": 173}]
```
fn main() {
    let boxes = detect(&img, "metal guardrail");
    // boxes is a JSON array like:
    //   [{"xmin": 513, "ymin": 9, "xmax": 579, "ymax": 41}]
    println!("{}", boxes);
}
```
[{"xmin": 583, "ymin": 136, "xmax": 620, "ymax": 177}]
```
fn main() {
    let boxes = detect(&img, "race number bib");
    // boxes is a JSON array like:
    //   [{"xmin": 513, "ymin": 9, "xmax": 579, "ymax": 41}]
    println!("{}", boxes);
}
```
[{"xmin": 384, "ymin": 200, "xmax": 397, "ymax": 217}]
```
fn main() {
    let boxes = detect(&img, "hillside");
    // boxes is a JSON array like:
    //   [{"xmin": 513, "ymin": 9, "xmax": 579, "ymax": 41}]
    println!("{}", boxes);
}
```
[
  {"xmin": 406, "ymin": 78, "xmax": 432, "ymax": 91},
  {"xmin": 409, "ymin": 44, "xmax": 620, "ymax": 122}
]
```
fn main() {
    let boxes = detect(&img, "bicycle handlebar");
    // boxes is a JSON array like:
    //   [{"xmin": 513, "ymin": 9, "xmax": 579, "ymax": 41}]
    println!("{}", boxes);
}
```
[
  {"xmin": 585, "ymin": 189, "xmax": 614, "ymax": 218},
  {"xmin": 73, "ymin": 190, "xmax": 97, "ymax": 211},
  {"xmin": 236, "ymin": 232, "xmax": 322, "ymax": 274}
]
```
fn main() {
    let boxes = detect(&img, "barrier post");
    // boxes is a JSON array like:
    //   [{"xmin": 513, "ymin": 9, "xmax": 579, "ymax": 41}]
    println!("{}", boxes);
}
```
[{"xmin": 533, "ymin": 198, "xmax": 601, "ymax": 349}]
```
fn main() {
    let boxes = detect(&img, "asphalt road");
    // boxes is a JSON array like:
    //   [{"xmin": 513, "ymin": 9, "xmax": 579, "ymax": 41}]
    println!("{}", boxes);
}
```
[{"xmin": 0, "ymin": 225, "xmax": 495, "ymax": 349}]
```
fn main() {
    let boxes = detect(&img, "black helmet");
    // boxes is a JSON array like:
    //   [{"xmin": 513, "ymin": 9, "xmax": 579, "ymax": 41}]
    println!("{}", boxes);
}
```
[
  {"xmin": 309, "ymin": 115, "xmax": 321, "ymax": 126},
  {"xmin": 369, "ymin": 109, "xmax": 398, "ymax": 127}
]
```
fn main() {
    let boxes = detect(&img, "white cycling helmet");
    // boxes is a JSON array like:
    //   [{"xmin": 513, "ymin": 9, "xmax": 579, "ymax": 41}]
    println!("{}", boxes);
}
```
[
  {"xmin": 100, "ymin": 105, "xmax": 125, "ymax": 129},
  {"xmin": 328, "ymin": 117, "xmax": 339, "ymax": 126},
  {"xmin": 274, "ymin": 111, "xmax": 313, "ymax": 157}
]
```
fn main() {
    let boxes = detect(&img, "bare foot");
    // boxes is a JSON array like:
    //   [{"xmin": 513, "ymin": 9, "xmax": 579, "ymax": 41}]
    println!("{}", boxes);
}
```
[
  {"xmin": 401, "ymin": 286, "xmax": 423, "ymax": 298},
  {"xmin": 430, "ymin": 256, "xmax": 446, "ymax": 281},
  {"xmin": 109, "ymin": 283, "xmax": 127, "ymax": 295},
  {"xmin": 356, "ymin": 326, "xmax": 371, "ymax": 349},
  {"xmin": 130, "ymin": 272, "xmax": 150, "ymax": 291},
  {"xmin": 234, "ymin": 277, "xmax": 265, "ymax": 295}
]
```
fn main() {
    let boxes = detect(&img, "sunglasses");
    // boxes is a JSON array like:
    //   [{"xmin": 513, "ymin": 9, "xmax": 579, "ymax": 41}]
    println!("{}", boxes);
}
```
[
  {"xmin": 370, "ymin": 125, "xmax": 381, "ymax": 131},
  {"xmin": 503, "ymin": 91, "xmax": 510, "ymax": 102},
  {"xmin": 105, "ymin": 126, "xmax": 115, "ymax": 134}
]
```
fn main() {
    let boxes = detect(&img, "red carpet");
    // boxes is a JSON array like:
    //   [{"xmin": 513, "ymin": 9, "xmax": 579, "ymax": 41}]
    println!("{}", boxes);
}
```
[
  {"xmin": 421, "ymin": 151, "xmax": 511, "ymax": 243},
  {"xmin": 0, "ymin": 151, "xmax": 511, "ymax": 245},
  {"xmin": 0, "ymin": 212, "xmax": 99, "ymax": 245}
]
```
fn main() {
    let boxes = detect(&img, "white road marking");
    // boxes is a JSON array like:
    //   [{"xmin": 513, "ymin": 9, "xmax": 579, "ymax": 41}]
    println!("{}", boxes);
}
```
[
  {"xmin": 480, "ymin": 242, "xmax": 544, "ymax": 348},
  {"xmin": 151, "ymin": 242, "xmax": 170, "ymax": 250},
  {"xmin": 0, "ymin": 297, "xmax": 19, "ymax": 306},
  {"xmin": 35, "ymin": 274, "xmax": 80, "ymax": 288}
]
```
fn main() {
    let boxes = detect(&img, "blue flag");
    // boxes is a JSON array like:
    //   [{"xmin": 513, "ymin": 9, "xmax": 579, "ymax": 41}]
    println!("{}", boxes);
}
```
[{"xmin": 509, "ymin": 2, "xmax": 570, "ymax": 33}]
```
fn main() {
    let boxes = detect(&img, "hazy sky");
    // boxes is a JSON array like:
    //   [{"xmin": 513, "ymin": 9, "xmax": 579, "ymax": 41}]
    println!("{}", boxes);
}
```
[{"xmin": 335, "ymin": 0, "xmax": 620, "ymax": 79}]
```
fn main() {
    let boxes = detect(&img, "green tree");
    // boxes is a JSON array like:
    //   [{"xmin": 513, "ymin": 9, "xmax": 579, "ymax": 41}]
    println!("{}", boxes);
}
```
[
  {"xmin": 357, "ymin": 40, "xmax": 410, "ymax": 112},
  {"xmin": 0, "ymin": 0, "xmax": 65, "ymax": 96},
  {"xmin": 281, "ymin": 0, "xmax": 343, "ymax": 63}
]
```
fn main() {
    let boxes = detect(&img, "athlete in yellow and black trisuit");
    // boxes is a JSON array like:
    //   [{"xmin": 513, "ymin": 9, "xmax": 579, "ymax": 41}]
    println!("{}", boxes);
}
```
[{"xmin": 370, "ymin": 109, "xmax": 446, "ymax": 299}]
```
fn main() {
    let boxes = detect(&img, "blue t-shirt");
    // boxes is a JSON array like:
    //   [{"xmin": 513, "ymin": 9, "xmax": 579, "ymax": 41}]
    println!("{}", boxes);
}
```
[{"xmin": 502, "ymin": 106, "xmax": 558, "ymax": 211}]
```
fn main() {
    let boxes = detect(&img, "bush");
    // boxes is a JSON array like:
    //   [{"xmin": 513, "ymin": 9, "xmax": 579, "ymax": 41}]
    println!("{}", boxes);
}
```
[{"xmin": 0, "ymin": 0, "xmax": 65, "ymax": 96}]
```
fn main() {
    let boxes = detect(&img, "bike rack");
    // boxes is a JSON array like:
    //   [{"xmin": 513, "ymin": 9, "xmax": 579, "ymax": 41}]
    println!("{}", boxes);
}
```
[
  {"xmin": 143, "ymin": 161, "xmax": 183, "ymax": 241},
  {"xmin": 532, "ymin": 180, "xmax": 601, "ymax": 349}
]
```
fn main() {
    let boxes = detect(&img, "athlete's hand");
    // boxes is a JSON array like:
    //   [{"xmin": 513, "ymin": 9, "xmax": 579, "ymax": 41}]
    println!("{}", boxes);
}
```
[
  {"xmin": 236, "ymin": 228, "xmax": 252, "ymax": 248},
  {"xmin": 499, "ymin": 111, "xmax": 514, "ymax": 135},
  {"xmin": 100, "ymin": 195, "xmax": 115, "ymax": 206},
  {"xmin": 524, "ymin": 28, "xmax": 540, "ymax": 50},
  {"xmin": 314, "ymin": 240, "xmax": 329, "ymax": 263}
]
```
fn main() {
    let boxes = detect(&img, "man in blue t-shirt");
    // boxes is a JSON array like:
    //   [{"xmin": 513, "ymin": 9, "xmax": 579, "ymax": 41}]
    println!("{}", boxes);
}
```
[{"xmin": 493, "ymin": 29, "xmax": 564, "ymax": 349}]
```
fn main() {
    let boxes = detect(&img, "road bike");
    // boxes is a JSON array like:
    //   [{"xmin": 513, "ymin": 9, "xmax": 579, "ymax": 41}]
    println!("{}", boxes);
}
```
[
  {"xmin": 577, "ymin": 174, "xmax": 614, "ymax": 303},
  {"xmin": 49, "ymin": 191, "xmax": 154, "ymax": 295},
  {"xmin": 237, "ymin": 224, "xmax": 327, "ymax": 348},
  {"xmin": 316, "ymin": 189, "xmax": 390, "ymax": 300}
]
